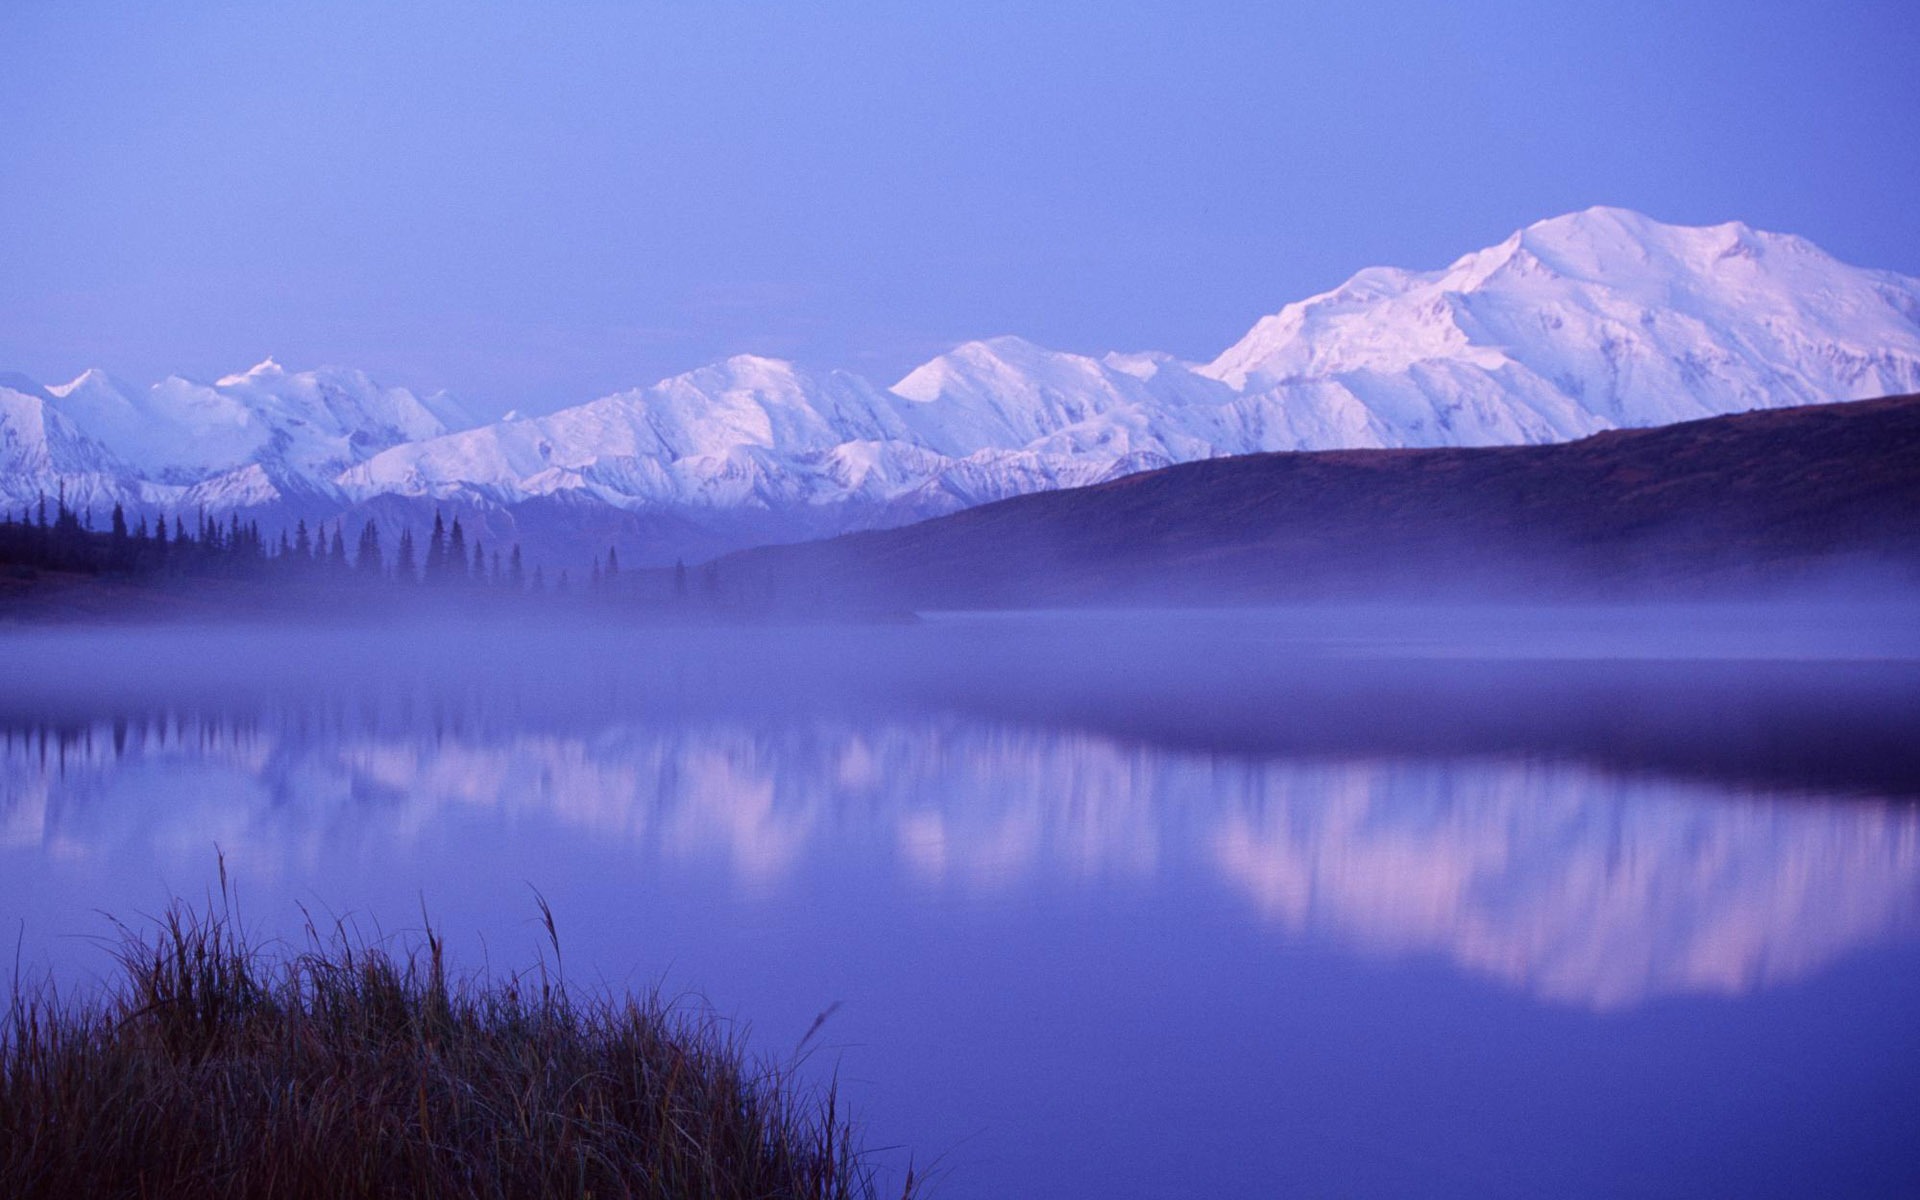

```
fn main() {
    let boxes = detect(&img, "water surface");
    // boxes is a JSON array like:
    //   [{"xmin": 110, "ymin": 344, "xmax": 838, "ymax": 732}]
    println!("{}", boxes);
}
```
[{"xmin": 4, "ymin": 607, "xmax": 1918, "ymax": 1197}]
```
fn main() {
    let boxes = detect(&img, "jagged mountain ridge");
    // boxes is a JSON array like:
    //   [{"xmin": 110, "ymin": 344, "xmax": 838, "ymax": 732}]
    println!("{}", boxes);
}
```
[
  {"xmin": 0, "ymin": 358, "xmax": 474, "ymax": 517},
  {"xmin": 4, "ymin": 207, "xmax": 1918, "ymax": 564}
]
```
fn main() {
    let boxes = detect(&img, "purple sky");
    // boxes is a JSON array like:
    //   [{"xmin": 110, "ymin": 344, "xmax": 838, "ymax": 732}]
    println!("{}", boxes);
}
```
[{"xmin": 4, "ymin": 1, "xmax": 1917, "ymax": 417}]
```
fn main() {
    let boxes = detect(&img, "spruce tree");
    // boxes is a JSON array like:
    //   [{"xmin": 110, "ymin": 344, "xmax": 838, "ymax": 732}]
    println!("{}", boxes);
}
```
[
  {"xmin": 426, "ymin": 513, "xmax": 447, "ymax": 581},
  {"xmin": 447, "ymin": 518, "xmax": 467, "ymax": 582},
  {"xmin": 394, "ymin": 527, "xmax": 417, "ymax": 583},
  {"xmin": 356, "ymin": 520, "xmax": 383, "ymax": 576}
]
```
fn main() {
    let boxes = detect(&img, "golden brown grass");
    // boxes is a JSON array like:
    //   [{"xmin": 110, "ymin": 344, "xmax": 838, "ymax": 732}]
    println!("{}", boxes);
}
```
[{"xmin": 1, "ymin": 882, "xmax": 913, "ymax": 1199}]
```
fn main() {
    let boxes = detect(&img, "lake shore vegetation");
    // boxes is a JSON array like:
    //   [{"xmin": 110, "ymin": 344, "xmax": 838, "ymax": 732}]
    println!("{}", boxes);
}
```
[{"xmin": 1, "ymin": 885, "xmax": 911, "ymax": 1199}]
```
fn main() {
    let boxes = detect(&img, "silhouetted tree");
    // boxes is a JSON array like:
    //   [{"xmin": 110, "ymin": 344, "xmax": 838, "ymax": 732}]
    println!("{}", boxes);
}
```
[
  {"xmin": 425, "ymin": 512, "xmax": 447, "ymax": 581},
  {"xmin": 509, "ymin": 544, "xmax": 525, "ymax": 590},
  {"xmin": 355, "ymin": 520, "xmax": 383, "ymax": 576},
  {"xmin": 447, "ymin": 518, "xmax": 467, "ymax": 583},
  {"xmin": 109, "ymin": 503, "xmax": 129, "ymax": 570},
  {"xmin": 394, "ymin": 527, "xmax": 417, "ymax": 583}
]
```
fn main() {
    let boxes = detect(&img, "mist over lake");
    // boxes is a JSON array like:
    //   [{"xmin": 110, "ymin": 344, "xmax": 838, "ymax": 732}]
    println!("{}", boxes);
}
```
[
  {"xmin": 9, "ymin": 4, "xmax": 1920, "ymax": 1193},
  {"xmin": 6, "ymin": 606, "xmax": 1919, "ymax": 1198}
]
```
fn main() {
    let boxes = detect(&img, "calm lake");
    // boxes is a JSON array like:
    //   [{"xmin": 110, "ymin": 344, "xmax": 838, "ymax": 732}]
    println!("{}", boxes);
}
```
[{"xmin": 4, "ymin": 607, "xmax": 1919, "ymax": 1198}]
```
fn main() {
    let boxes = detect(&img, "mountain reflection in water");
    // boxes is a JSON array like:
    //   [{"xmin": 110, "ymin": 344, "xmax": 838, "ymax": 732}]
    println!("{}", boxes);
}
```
[{"xmin": 6, "ymin": 711, "xmax": 1915, "ymax": 1012}]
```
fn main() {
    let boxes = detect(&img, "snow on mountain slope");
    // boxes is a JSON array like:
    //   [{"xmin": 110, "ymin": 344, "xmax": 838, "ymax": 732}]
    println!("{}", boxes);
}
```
[
  {"xmin": 339, "ymin": 356, "xmax": 917, "ymax": 509},
  {"xmin": 340, "ymin": 340, "xmax": 1241, "ymax": 521},
  {"xmin": 0, "ymin": 380, "xmax": 157, "ymax": 513},
  {"xmin": 1202, "ymin": 207, "xmax": 1920, "ymax": 447},
  {"xmin": 353, "ymin": 208, "xmax": 1912, "ymax": 529},
  {"xmin": 42, "ymin": 358, "xmax": 473, "ymax": 491},
  {"xmin": 7, "ymin": 207, "xmax": 1919, "ymax": 562}
]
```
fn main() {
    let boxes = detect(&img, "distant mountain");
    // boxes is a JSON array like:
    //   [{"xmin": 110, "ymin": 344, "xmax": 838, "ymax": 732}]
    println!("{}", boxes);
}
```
[
  {"xmin": 0, "ymin": 359, "xmax": 473, "ymax": 517},
  {"xmin": 5, "ymin": 208, "xmax": 1919, "ymax": 565},
  {"xmin": 715, "ymin": 394, "xmax": 1920, "ymax": 606}
]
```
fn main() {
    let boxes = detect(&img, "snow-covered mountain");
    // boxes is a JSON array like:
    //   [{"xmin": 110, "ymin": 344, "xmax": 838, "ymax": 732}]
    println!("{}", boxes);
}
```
[
  {"xmin": 0, "ymin": 376, "xmax": 139, "ymax": 515},
  {"xmin": 0, "ymin": 359, "xmax": 474, "ymax": 517},
  {"xmin": 6, "ymin": 207, "xmax": 1918, "ymax": 563},
  {"xmin": 1202, "ymin": 206, "xmax": 1920, "ymax": 443}
]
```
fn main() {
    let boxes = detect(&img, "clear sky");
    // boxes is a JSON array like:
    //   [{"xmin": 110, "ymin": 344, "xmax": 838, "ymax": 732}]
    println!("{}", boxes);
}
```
[{"xmin": 4, "ymin": 1, "xmax": 1917, "ymax": 417}]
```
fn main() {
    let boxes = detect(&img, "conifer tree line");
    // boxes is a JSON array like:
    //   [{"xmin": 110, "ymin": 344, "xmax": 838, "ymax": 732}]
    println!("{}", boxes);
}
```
[
  {"xmin": 0, "ymin": 494, "xmax": 665, "ymax": 600},
  {"xmin": 0, "ymin": 491, "xmax": 271, "ymax": 579}
]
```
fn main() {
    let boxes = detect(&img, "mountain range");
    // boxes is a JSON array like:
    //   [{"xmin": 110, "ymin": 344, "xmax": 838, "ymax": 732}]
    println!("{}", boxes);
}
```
[{"xmin": 5, "ymin": 206, "xmax": 1918, "ymax": 566}]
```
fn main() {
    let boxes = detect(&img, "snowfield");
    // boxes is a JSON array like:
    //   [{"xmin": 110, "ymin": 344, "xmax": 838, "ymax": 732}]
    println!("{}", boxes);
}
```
[{"xmin": 5, "ymin": 207, "xmax": 1918, "ymax": 561}]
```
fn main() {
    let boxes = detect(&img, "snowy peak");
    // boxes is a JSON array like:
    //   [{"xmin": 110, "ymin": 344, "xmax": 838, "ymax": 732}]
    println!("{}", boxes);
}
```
[
  {"xmin": 1202, "ymin": 209, "xmax": 1920, "ymax": 427},
  {"xmin": 32, "ymin": 361, "xmax": 475, "ymax": 490},
  {"xmin": 892, "ymin": 337, "xmax": 1145, "ymax": 451},
  {"xmin": 216, "ymin": 356, "xmax": 286, "ymax": 386},
  {"xmin": 1504, "ymin": 206, "xmax": 1792, "ymax": 284},
  {"xmin": 8, "ymin": 208, "xmax": 1920, "ymax": 564},
  {"xmin": 641, "ymin": 354, "xmax": 904, "ymax": 453},
  {"xmin": 42, "ymin": 369, "xmax": 144, "ymax": 444},
  {"xmin": 0, "ymin": 379, "xmax": 137, "ymax": 510},
  {"xmin": 338, "ymin": 355, "xmax": 916, "ymax": 511}
]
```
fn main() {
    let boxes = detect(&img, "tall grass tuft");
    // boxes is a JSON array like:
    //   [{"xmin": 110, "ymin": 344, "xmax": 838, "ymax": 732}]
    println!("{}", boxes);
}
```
[{"xmin": 1, "ymin": 882, "xmax": 913, "ymax": 1199}]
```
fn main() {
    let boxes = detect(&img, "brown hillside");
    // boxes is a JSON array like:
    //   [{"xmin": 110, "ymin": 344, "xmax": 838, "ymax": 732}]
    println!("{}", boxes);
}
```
[{"xmin": 721, "ymin": 394, "xmax": 1920, "ymax": 605}]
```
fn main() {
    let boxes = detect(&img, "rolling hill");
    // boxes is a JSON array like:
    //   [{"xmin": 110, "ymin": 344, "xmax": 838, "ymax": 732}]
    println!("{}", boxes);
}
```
[{"xmin": 716, "ymin": 394, "xmax": 1920, "ymax": 606}]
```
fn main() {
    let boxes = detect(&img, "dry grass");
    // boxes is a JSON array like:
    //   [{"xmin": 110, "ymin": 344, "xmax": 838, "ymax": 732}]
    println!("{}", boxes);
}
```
[{"xmin": 1, "ymin": 879, "xmax": 914, "ymax": 1199}]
